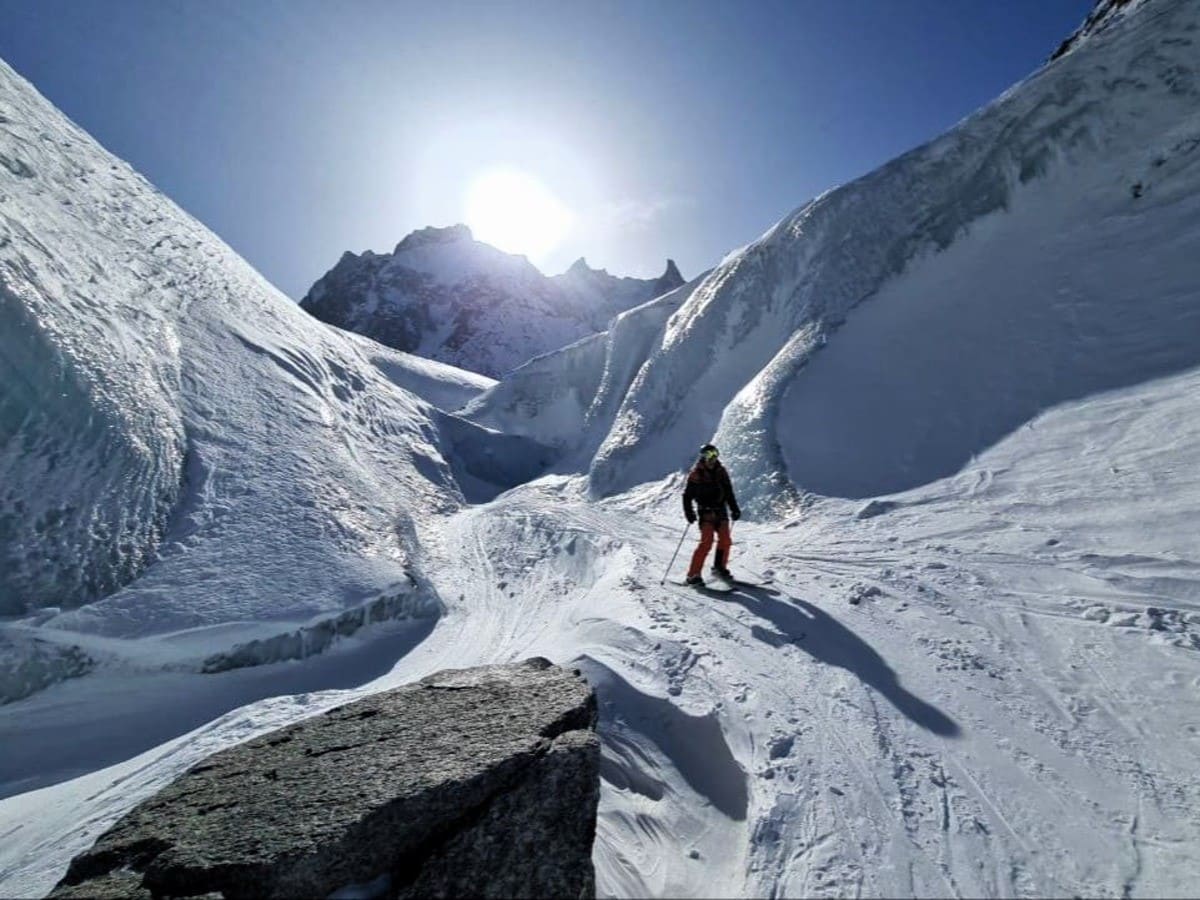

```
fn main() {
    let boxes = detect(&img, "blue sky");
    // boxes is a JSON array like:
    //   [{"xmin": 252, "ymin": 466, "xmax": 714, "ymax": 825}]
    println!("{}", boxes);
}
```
[{"xmin": 0, "ymin": 0, "xmax": 1092, "ymax": 298}]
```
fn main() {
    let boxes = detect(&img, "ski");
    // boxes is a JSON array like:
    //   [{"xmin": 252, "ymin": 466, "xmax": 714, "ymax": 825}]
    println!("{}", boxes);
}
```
[
  {"xmin": 669, "ymin": 578, "xmax": 734, "ymax": 594},
  {"xmin": 723, "ymin": 578, "xmax": 778, "ymax": 592},
  {"xmin": 707, "ymin": 570, "xmax": 777, "ymax": 591},
  {"xmin": 668, "ymin": 577, "xmax": 778, "ymax": 595}
]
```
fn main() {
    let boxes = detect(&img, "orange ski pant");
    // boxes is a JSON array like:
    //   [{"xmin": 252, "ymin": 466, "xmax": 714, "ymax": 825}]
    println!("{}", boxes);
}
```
[{"xmin": 687, "ymin": 519, "xmax": 732, "ymax": 577}]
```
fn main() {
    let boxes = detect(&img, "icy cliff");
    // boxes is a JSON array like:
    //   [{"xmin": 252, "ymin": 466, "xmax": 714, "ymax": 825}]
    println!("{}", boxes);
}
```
[
  {"xmin": 0, "ymin": 58, "xmax": 483, "ymax": 663},
  {"xmin": 575, "ymin": 0, "xmax": 1200, "ymax": 514}
]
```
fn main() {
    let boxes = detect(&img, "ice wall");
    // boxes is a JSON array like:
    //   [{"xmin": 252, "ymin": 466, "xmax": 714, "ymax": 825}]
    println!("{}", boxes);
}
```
[
  {"xmin": 0, "ymin": 75, "xmax": 186, "ymax": 614},
  {"xmin": 0, "ymin": 58, "xmax": 461, "ymax": 658},
  {"xmin": 462, "ymin": 277, "xmax": 701, "ymax": 470},
  {"xmin": 586, "ymin": 0, "xmax": 1198, "ymax": 513}
]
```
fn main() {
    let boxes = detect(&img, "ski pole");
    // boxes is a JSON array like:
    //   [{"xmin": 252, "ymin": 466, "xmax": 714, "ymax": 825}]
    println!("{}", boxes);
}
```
[{"xmin": 661, "ymin": 522, "xmax": 692, "ymax": 585}]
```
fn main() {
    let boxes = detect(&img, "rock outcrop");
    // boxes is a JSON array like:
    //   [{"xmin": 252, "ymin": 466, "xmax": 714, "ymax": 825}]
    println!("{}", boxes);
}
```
[
  {"xmin": 53, "ymin": 659, "xmax": 599, "ymax": 899},
  {"xmin": 1050, "ymin": 0, "xmax": 1144, "ymax": 59}
]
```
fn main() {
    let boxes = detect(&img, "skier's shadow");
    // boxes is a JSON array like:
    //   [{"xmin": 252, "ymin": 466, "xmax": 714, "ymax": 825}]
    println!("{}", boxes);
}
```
[{"xmin": 726, "ymin": 586, "xmax": 960, "ymax": 737}]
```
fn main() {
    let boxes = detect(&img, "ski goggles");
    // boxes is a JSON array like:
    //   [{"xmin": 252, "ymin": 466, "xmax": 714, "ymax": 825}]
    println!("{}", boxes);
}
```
[{"xmin": 700, "ymin": 448, "xmax": 719, "ymax": 461}]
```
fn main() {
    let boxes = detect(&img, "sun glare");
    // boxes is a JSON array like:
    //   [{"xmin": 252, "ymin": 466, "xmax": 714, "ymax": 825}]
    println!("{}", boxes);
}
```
[{"xmin": 464, "ymin": 169, "xmax": 574, "ymax": 264}]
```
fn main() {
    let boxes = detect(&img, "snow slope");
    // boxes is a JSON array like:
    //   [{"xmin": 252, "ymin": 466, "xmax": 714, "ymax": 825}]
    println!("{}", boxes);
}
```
[
  {"xmin": 343, "ymin": 330, "xmax": 496, "ymax": 413},
  {"xmin": 3, "ymin": 1, "xmax": 1200, "ymax": 898},
  {"xmin": 301, "ymin": 226, "xmax": 684, "ymax": 378},
  {"xmin": 580, "ymin": 0, "xmax": 1200, "ymax": 516},
  {"xmin": 7, "ymin": 460, "xmax": 1198, "ymax": 896},
  {"xmin": 460, "ymin": 272, "xmax": 708, "ymax": 465},
  {"xmin": 0, "ymin": 56, "xmax": 505, "ymax": 680},
  {"xmin": 777, "ymin": 164, "xmax": 1200, "ymax": 500},
  {"xmin": 1051, "ymin": 0, "xmax": 1150, "ymax": 59}
]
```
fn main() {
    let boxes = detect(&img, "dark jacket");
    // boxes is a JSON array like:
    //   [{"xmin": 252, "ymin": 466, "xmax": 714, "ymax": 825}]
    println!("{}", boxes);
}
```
[{"xmin": 683, "ymin": 461, "xmax": 741, "ymax": 522}]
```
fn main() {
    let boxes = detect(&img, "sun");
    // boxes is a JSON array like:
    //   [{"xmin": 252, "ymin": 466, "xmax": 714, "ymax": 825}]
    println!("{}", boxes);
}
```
[{"xmin": 463, "ymin": 168, "xmax": 574, "ymax": 264}]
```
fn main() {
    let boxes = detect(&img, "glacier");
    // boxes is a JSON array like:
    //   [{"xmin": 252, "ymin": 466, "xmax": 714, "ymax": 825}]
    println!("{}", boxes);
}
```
[
  {"xmin": 0, "ymin": 55, "xmax": 506, "ymax": 667},
  {"xmin": 586, "ymin": 0, "xmax": 1200, "ymax": 514},
  {"xmin": 3, "ymin": 1, "xmax": 1200, "ymax": 898}
]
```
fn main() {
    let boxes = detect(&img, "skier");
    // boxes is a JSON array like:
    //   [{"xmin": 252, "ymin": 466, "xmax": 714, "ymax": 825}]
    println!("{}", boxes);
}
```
[{"xmin": 683, "ymin": 443, "xmax": 741, "ymax": 585}]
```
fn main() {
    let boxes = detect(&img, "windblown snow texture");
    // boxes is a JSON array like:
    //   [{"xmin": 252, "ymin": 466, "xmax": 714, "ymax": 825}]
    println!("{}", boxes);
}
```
[
  {"xmin": 4, "ymin": 2, "xmax": 1200, "ymax": 899},
  {"xmin": 460, "ymin": 273, "xmax": 708, "ymax": 468},
  {"xmin": 0, "ymin": 149, "xmax": 185, "ymax": 614},
  {"xmin": 580, "ymin": 0, "xmax": 1200, "ymax": 514},
  {"xmin": 0, "ymin": 57, "xmax": 480, "ymax": 650},
  {"xmin": 300, "ymin": 225, "xmax": 684, "ymax": 379}
]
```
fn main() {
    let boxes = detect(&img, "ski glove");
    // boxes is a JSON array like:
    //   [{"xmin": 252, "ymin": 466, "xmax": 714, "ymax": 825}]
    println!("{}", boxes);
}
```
[
  {"xmin": 731, "ymin": 507, "xmax": 742, "ymax": 521},
  {"xmin": 685, "ymin": 511, "xmax": 697, "ymax": 524}
]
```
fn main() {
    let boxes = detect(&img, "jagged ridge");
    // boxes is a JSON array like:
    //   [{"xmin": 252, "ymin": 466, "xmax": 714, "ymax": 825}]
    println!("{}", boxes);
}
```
[{"xmin": 301, "ymin": 225, "xmax": 683, "ymax": 378}]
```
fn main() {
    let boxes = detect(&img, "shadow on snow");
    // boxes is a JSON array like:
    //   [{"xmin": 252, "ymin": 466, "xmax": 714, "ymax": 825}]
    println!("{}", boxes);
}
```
[
  {"xmin": 0, "ymin": 619, "xmax": 434, "ymax": 800},
  {"xmin": 725, "ymin": 585, "xmax": 960, "ymax": 738},
  {"xmin": 577, "ymin": 656, "xmax": 749, "ymax": 822}
]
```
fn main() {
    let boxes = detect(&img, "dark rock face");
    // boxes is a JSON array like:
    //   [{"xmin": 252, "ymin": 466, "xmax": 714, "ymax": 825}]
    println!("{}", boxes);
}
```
[
  {"xmin": 300, "ymin": 225, "xmax": 683, "ymax": 378},
  {"xmin": 651, "ymin": 259, "xmax": 685, "ymax": 298},
  {"xmin": 1051, "ymin": 0, "xmax": 1142, "ymax": 60},
  {"xmin": 53, "ymin": 658, "xmax": 599, "ymax": 899}
]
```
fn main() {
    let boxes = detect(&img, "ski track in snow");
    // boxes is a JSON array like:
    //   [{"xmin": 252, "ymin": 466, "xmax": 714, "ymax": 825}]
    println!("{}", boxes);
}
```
[
  {"xmin": 4, "ymin": 466, "xmax": 1200, "ymax": 898},
  {"xmin": 408, "ymin": 494, "xmax": 1195, "ymax": 900},
  {"xmin": 4, "ymin": 1, "xmax": 1200, "ymax": 897}
]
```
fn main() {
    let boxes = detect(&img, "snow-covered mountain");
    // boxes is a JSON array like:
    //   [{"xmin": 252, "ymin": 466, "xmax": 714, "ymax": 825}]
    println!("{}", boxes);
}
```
[
  {"xmin": 459, "ymin": 0, "xmax": 1200, "ymax": 521},
  {"xmin": 0, "ymin": 55, "xmax": 539, "ymax": 685},
  {"xmin": 300, "ymin": 225, "xmax": 684, "ymax": 378},
  {"xmin": 3, "ymin": 1, "xmax": 1200, "ymax": 897},
  {"xmin": 552, "ymin": 254, "xmax": 686, "ymax": 323}
]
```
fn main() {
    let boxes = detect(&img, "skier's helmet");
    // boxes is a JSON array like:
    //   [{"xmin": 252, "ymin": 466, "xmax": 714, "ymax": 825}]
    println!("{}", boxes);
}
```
[{"xmin": 699, "ymin": 443, "xmax": 719, "ymax": 462}]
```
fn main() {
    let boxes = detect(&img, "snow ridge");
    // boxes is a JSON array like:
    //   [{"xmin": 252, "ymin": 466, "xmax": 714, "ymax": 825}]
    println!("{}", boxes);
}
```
[
  {"xmin": 581, "ymin": 0, "xmax": 1198, "ymax": 514},
  {"xmin": 0, "ymin": 57, "xmax": 474, "ymax": 656},
  {"xmin": 1051, "ymin": 0, "xmax": 1150, "ymax": 60},
  {"xmin": 5, "ymin": 3, "xmax": 1200, "ymax": 899}
]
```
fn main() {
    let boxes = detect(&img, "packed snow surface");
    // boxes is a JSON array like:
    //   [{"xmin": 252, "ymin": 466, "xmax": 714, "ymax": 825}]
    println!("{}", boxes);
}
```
[{"xmin": 3, "ymin": 1, "xmax": 1200, "ymax": 898}]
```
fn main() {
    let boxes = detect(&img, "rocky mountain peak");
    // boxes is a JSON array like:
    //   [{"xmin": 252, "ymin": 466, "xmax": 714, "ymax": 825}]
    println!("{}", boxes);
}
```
[
  {"xmin": 652, "ymin": 258, "xmax": 685, "ymax": 296},
  {"xmin": 302, "ymin": 230, "xmax": 684, "ymax": 378},
  {"xmin": 563, "ymin": 256, "xmax": 614, "ymax": 278},
  {"xmin": 394, "ymin": 223, "xmax": 475, "ymax": 254}
]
